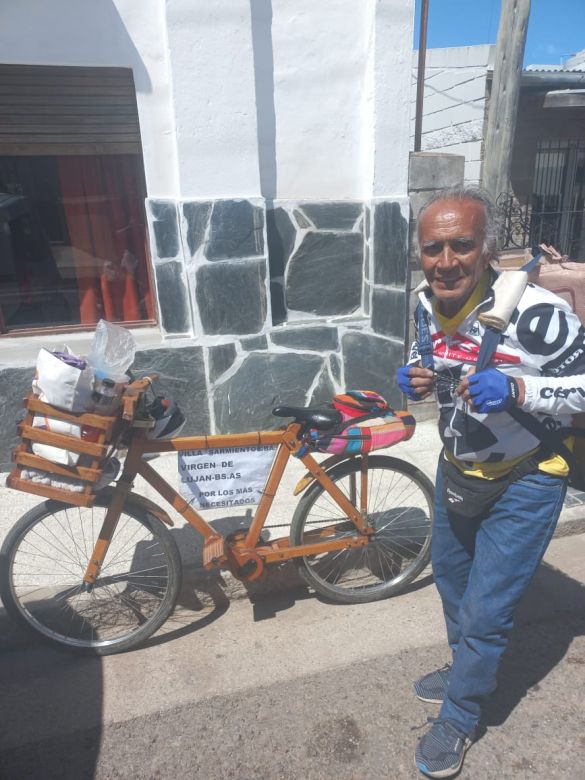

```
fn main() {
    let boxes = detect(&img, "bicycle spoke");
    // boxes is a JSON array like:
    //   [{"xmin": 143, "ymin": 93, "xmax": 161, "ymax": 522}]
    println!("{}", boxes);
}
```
[
  {"xmin": 4, "ymin": 501, "xmax": 179, "ymax": 652},
  {"xmin": 293, "ymin": 458, "xmax": 433, "ymax": 599}
]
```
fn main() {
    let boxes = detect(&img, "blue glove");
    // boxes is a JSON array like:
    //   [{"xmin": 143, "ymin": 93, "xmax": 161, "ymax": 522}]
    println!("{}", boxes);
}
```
[
  {"xmin": 397, "ymin": 365, "xmax": 420, "ymax": 401},
  {"xmin": 468, "ymin": 368, "xmax": 520, "ymax": 413}
]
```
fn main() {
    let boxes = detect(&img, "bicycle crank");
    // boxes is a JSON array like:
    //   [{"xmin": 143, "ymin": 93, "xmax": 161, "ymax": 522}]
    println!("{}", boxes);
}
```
[{"xmin": 225, "ymin": 537, "xmax": 266, "ymax": 582}]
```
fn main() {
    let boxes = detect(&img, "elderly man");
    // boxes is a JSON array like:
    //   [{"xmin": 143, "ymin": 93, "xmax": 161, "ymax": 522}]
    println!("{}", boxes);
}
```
[{"xmin": 397, "ymin": 187, "xmax": 585, "ymax": 778}]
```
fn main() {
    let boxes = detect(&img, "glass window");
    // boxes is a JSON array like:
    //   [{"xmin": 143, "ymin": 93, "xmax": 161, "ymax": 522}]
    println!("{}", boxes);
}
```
[{"xmin": 0, "ymin": 65, "xmax": 154, "ymax": 334}]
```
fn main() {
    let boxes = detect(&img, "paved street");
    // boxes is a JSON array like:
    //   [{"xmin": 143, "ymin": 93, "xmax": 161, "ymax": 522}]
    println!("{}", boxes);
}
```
[
  {"xmin": 1, "ymin": 416, "xmax": 585, "ymax": 778},
  {"xmin": 1, "ymin": 530, "xmax": 584, "ymax": 779}
]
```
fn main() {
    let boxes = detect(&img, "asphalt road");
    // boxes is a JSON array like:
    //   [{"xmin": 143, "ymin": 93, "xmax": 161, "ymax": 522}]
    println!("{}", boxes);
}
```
[{"xmin": 1, "ymin": 533, "xmax": 584, "ymax": 780}]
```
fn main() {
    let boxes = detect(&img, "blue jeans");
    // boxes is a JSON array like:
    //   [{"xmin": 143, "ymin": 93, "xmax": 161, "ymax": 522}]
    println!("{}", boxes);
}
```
[{"xmin": 432, "ymin": 463, "xmax": 567, "ymax": 736}]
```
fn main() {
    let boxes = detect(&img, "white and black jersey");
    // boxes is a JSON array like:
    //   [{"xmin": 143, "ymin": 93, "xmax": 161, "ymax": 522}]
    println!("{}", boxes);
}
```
[{"xmin": 412, "ymin": 278, "xmax": 585, "ymax": 464}]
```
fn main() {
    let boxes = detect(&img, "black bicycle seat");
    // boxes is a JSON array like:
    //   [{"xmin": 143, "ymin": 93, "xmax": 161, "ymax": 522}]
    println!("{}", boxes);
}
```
[{"xmin": 272, "ymin": 405, "xmax": 342, "ymax": 431}]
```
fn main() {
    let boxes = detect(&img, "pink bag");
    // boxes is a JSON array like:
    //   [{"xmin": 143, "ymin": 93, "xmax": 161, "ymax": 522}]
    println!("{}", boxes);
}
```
[
  {"xmin": 308, "ymin": 391, "xmax": 416, "ymax": 456},
  {"xmin": 529, "ymin": 262, "xmax": 585, "ymax": 324}
]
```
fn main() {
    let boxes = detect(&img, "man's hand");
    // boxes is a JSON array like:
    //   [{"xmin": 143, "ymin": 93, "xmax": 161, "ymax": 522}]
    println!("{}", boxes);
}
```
[
  {"xmin": 456, "ymin": 368, "xmax": 524, "ymax": 413},
  {"xmin": 396, "ymin": 366, "xmax": 435, "ymax": 401}
]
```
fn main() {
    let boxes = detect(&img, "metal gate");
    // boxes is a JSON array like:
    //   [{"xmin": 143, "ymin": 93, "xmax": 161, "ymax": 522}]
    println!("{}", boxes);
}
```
[{"xmin": 499, "ymin": 138, "xmax": 585, "ymax": 258}]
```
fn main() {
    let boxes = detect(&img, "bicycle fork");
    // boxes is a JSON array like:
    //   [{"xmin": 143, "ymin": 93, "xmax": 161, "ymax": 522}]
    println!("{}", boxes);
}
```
[
  {"xmin": 80, "ymin": 477, "xmax": 133, "ymax": 590},
  {"xmin": 81, "ymin": 442, "xmax": 143, "ymax": 590}
]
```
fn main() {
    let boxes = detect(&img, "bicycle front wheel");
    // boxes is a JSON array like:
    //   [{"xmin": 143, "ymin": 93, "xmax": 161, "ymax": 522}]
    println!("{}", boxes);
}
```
[
  {"xmin": 0, "ymin": 495, "xmax": 182, "ymax": 655},
  {"xmin": 290, "ymin": 455, "xmax": 433, "ymax": 603}
]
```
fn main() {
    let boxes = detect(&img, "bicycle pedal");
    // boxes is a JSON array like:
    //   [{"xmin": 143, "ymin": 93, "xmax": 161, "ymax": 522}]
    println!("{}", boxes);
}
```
[{"xmin": 202, "ymin": 536, "xmax": 227, "ymax": 569}]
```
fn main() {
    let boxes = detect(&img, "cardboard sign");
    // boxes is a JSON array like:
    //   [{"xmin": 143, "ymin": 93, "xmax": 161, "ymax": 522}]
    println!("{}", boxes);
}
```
[{"xmin": 178, "ymin": 445, "xmax": 278, "ymax": 509}]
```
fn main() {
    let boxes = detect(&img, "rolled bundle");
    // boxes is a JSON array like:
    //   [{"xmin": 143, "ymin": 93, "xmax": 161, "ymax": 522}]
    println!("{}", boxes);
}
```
[{"xmin": 479, "ymin": 270, "xmax": 528, "ymax": 331}]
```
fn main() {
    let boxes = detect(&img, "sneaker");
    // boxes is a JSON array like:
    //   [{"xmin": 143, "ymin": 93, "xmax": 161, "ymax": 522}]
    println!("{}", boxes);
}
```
[
  {"xmin": 413, "ymin": 664, "xmax": 451, "ymax": 704},
  {"xmin": 415, "ymin": 719, "xmax": 472, "ymax": 778}
]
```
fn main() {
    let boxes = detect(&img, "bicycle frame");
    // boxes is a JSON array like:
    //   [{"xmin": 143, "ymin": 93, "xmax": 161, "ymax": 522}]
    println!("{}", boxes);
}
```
[{"xmin": 82, "ymin": 422, "xmax": 372, "ymax": 586}]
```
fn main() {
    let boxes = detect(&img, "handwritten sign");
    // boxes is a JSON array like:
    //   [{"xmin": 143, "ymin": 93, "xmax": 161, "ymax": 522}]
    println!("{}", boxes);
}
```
[{"xmin": 178, "ymin": 445, "xmax": 278, "ymax": 509}]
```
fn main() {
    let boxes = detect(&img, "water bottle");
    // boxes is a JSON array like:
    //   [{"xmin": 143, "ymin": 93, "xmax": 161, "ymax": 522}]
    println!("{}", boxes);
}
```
[{"xmin": 91, "ymin": 372, "xmax": 119, "ymax": 416}]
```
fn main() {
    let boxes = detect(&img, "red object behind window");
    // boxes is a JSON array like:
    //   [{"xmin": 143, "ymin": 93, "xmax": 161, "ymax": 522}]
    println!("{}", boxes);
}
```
[{"xmin": 57, "ymin": 155, "xmax": 154, "ymax": 325}]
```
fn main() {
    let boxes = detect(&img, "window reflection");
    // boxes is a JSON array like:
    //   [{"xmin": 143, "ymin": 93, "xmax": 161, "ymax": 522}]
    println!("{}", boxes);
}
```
[{"xmin": 0, "ymin": 154, "xmax": 153, "ymax": 333}]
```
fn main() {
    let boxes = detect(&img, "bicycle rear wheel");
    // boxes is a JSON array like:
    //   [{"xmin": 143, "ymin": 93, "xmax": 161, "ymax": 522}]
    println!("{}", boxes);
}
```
[
  {"xmin": 290, "ymin": 455, "xmax": 433, "ymax": 603},
  {"xmin": 0, "ymin": 495, "xmax": 182, "ymax": 655}
]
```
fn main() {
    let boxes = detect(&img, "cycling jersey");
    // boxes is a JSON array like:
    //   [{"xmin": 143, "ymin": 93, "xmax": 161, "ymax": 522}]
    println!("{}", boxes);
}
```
[{"xmin": 411, "ymin": 272, "xmax": 585, "ymax": 466}]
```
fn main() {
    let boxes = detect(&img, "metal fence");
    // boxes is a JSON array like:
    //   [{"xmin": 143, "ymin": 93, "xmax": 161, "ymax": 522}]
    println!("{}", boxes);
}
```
[{"xmin": 499, "ymin": 139, "xmax": 585, "ymax": 258}]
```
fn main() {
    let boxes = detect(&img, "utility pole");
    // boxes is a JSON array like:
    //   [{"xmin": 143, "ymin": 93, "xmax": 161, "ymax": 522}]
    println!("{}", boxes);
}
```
[
  {"xmin": 482, "ymin": 0, "xmax": 531, "ymax": 200},
  {"xmin": 414, "ymin": 0, "xmax": 430, "ymax": 153}
]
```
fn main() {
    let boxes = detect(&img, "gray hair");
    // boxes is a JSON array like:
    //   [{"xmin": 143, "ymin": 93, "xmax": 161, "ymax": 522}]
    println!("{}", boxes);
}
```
[{"xmin": 416, "ymin": 186, "xmax": 500, "ymax": 259}]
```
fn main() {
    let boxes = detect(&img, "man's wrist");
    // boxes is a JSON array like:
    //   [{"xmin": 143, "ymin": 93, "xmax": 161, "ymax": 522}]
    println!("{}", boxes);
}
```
[{"xmin": 509, "ymin": 377, "xmax": 525, "ymax": 406}]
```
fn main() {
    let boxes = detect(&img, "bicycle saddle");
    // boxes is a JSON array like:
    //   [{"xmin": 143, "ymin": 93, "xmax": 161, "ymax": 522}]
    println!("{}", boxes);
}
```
[{"xmin": 272, "ymin": 406, "xmax": 342, "ymax": 431}]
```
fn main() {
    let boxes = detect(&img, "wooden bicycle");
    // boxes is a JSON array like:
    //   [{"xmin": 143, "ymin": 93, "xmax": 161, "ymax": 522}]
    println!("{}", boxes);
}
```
[{"xmin": 1, "ymin": 378, "xmax": 434, "ymax": 655}]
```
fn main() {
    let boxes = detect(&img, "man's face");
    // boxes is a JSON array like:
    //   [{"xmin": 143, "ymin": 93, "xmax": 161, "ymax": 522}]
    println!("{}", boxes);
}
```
[{"xmin": 418, "ymin": 198, "xmax": 491, "ymax": 317}]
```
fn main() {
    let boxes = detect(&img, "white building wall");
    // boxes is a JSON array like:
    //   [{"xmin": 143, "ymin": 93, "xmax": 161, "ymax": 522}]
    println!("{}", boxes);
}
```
[
  {"xmin": 411, "ymin": 44, "xmax": 494, "ymax": 185},
  {"xmin": 371, "ymin": 0, "xmax": 415, "ymax": 200},
  {"xmin": 165, "ymin": 0, "xmax": 262, "ymax": 199},
  {"xmin": 0, "ymin": 0, "xmax": 415, "ymax": 202},
  {"xmin": 271, "ymin": 0, "xmax": 372, "ymax": 200},
  {"xmin": 165, "ymin": 0, "xmax": 414, "ymax": 201},
  {"xmin": 0, "ymin": 0, "xmax": 417, "ymax": 466},
  {"xmin": 0, "ymin": 0, "xmax": 179, "ymax": 198}
]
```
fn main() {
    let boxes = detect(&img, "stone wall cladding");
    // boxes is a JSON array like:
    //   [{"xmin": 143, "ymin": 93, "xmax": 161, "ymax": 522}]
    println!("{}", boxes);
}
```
[
  {"xmin": 270, "ymin": 325, "xmax": 339, "ymax": 352},
  {"xmin": 180, "ymin": 198, "xmax": 270, "ymax": 338},
  {"xmin": 208, "ymin": 320, "xmax": 404, "ymax": 435},
  {"xmin": 208, "ymin": 343, "xmax": 237, "ymax": 383},
  {"xmin": 0, "ymin": 317, "xmax": 409, "ymax": 471},
  {"xmin": 371, "ymin": 287, "xmax": 407, "ymax": 342},
  {"xmin": 154, "ymin": 261, "xmax": 192, "ymax": 335},
  {"xmin": 372, "ymin": 201, "xmax": 408, "ymax": 287},
  {"xmin": 342, "ymin": 330, "xmax": 404, "ymax": 409},
  {"xmin": 149, "ymin": 200, "xmax": 180, "ymax": 260},
  {"xmin": 195, "ymin": 260, "xmax": 267, "ymax": 336},
  {"xmin": 131, "ymin": 346, "xmax": 210, "ymax": 435},
  {"xmin": 266, "ymin": 202, "xmax": 366, "ymax": 323},
  {"xmin": 370, "ymin": 199, "xmax": 409, "ymax": 376},
  {"xmin": 0, "ymin": 197, "xmax": 413, "ymax": 468},
  {"xmin": 147, "ymin": 199, "xmax": 193, "ymax": 338}
]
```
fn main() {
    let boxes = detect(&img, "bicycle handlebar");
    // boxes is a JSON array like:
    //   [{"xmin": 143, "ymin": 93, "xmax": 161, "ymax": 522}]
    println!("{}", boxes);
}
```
[{"xmin": 121, "ymin": 376, "xmax": 158, "ymax": 422}]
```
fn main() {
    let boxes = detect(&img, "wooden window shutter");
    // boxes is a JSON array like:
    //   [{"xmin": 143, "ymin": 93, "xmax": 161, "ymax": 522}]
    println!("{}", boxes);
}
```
[{"xmin": 0, "ymin": 64, "xmax": 142, "ymax": 156}]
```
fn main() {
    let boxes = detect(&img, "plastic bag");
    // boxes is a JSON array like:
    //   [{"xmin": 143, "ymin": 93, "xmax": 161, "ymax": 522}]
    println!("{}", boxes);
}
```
[{"xmin": 87, "ymin": 320, "xmax": 136, "ymax": 382}]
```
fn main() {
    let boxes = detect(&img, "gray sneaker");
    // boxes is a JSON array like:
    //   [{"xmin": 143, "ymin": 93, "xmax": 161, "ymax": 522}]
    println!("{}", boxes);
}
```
[
  {"xmin": 415, "ymin": 718, "xmax": 472, "ymax": 778},
  {"xmin": 413, "ymin": 664, "xmax": 451, "ymax": 704}
]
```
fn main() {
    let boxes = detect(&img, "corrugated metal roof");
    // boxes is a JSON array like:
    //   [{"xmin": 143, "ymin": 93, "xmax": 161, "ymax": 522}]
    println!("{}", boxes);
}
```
[
  {"xmin": 525, "ymin": 49, "xmax": 585, "ymax": 73},
  {"xmin": 525, "ymin": 64, "xmax": 563, "ymax": 72},
  {"xmin": 526, "ymin": 64, "xmax": 585, "ymax": 73}
]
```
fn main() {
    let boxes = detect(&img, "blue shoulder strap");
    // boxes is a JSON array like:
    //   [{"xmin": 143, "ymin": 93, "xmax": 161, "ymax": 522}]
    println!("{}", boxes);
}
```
[
  {"xmin": 520, "ymin": 253, "xmax": 542, "ymax": 273},
  {"xmin": 415, "ymin": 301, "xmax": 434, "ymax": 370},
  {"xmin": 476, "ymin": 327, "xmax": 501, "ymax": 371},
  {"xmin": 474, "ymin": 254, "xmax": 577, "ymax": 468}
]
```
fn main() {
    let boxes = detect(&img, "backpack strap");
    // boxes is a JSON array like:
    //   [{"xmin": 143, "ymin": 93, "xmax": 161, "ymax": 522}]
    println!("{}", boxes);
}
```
[
  {"xmin": 415, "ymin": 302, "xmax": 434, "ymax": 371},
  {"xmin": 473, "ymin": 258, "xmax": 577, "ymax": 470},
  {"xmin": 476, "ymin": 326, "xmax": 502, "ymax": 372},
  {"xmin": 508, "ymin": 406, "xmax": 578, "ymax": 472},
  {"xmin": 477, "ymin": 254, "xmax": 544, "ymax": 371}
]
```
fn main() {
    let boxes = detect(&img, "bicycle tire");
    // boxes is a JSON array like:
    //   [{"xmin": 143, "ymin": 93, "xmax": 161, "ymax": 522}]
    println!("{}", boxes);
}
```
[
  {"xmin": 0, "ymin": 495, "xmax": 182, "ymax": 655},
  {"xmin": 290, "ymin": 455, "xmax": 433, "ymax": 604}
]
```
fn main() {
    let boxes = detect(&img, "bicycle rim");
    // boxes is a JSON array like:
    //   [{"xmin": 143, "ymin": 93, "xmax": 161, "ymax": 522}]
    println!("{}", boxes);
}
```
[
  {"xmin": 2, "ymin": 500, "xmax": 180, "ymax": 652},
  {"xmin": 291, "ymin": 456, "xmax": 433, "ymax": 601}
]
